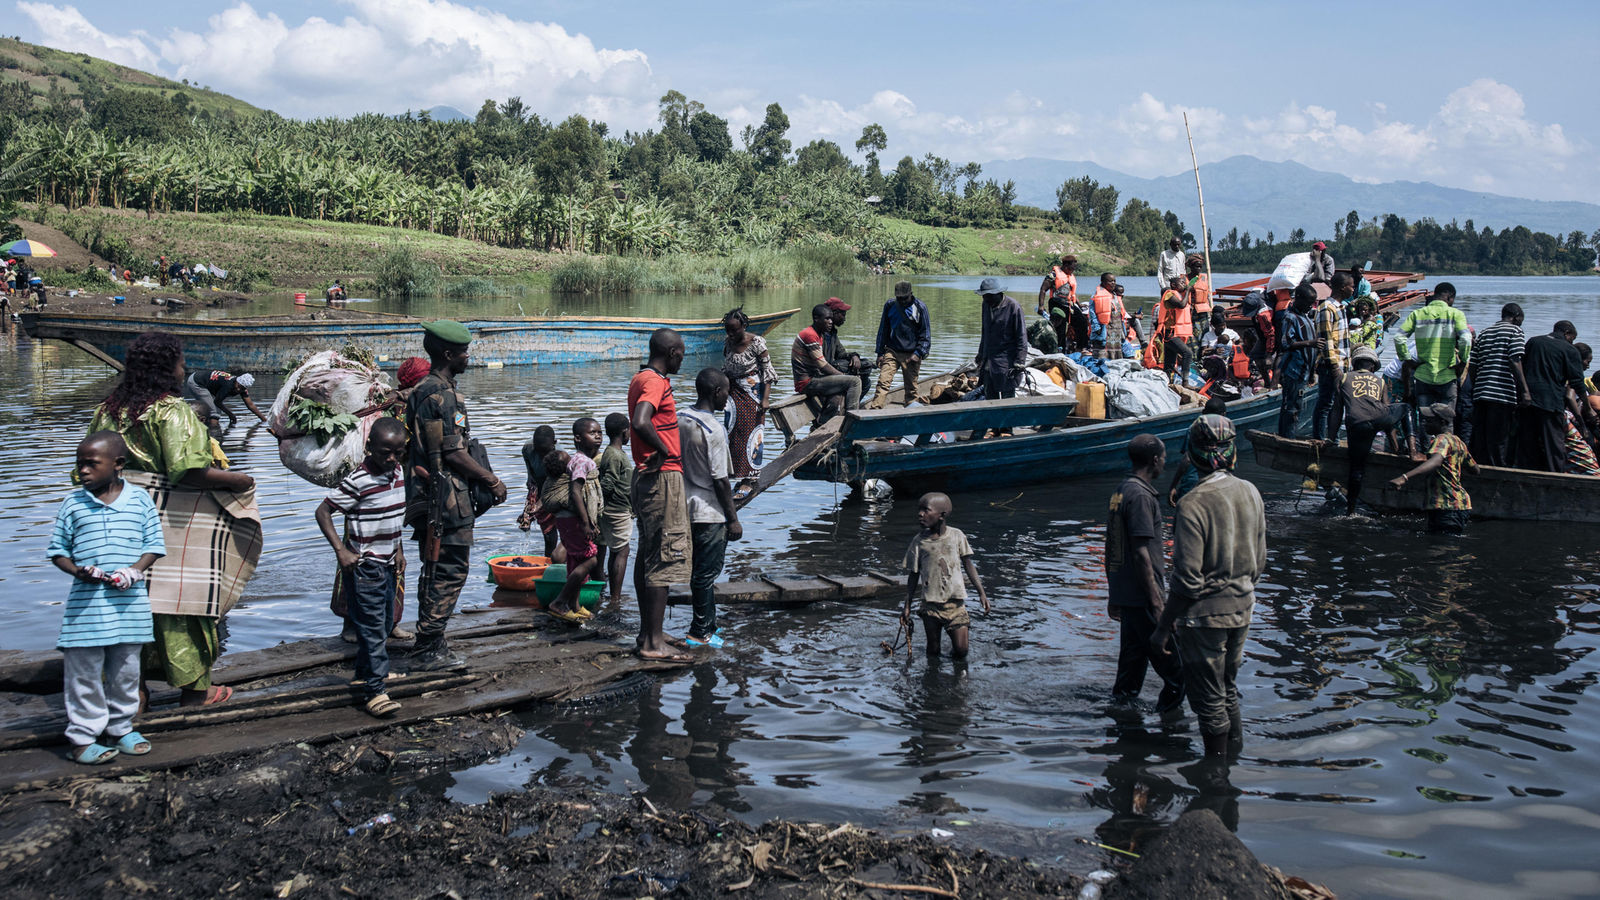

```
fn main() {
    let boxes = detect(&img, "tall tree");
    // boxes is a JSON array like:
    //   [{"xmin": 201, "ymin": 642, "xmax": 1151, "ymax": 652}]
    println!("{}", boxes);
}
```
[{"xmin": 746, "ymin": 103, "xmax": 791, "ymax": 170}]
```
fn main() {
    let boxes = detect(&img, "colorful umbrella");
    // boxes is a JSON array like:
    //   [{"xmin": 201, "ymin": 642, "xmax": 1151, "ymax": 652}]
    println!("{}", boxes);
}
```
[{"xmin": 0, "ymin": 239, "xmax": 56, "ymax": 257}]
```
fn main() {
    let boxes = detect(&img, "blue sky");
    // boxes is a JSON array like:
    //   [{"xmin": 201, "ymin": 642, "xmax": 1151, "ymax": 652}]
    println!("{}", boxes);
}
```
[{"xmin": 17, "ymin": 1, "xmax": 1598, "ymax": 203}]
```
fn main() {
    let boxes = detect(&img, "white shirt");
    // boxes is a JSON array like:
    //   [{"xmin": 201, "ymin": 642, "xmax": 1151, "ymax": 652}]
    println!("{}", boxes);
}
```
[
  {"xmin": 1158, "ymin": 249, "xmax": 1187, "ymax": 287},
  {"xmin": 679, "ymin": 407, "xmax": 731, "ymax": 524},
  {"xmin": 1202, "ymin": 328, "xmax": 1240, "ymax": 351}
]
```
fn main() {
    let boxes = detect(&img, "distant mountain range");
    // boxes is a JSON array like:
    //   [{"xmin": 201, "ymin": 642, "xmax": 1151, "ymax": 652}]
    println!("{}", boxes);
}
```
[
  {"xmin": 983, "ymin": 155, "xmax": 1600, "ymax": 241},
  {"xmin": 423, "ymin": 105, "xmax": 469, "ymax": 122}
]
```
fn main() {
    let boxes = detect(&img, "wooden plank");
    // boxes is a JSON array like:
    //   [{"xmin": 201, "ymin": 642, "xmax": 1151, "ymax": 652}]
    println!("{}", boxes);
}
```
[
  {"xmin": 843, "ymin": 396, "xmax": 1078, "ymax": 441},
  {"xmin": 67, "ymin": 338, "xmax": 125, "ymax": 371},
  {"xmin": 0, "ymin": 634, "xmax": 695, "ymax": 791},
  {"xmin": 736, "ymin": 415, "xmax": 845, "ymax": 508},
  {"xmin": 763, "ymin": 577, "xmax": 838, "ymax": 604},
  {"xmin": 817, "ymin": 575, "xmax": 895, "ymax": 600}
]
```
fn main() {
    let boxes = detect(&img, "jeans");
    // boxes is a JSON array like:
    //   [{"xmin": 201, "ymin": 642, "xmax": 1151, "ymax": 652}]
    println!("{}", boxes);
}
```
[
  {"xmin": 1277, "ymin": 373, "xmax": 1306, "ymax": 436},
  {"xmin": 1176, "ymin": 623, "xmax": 1249, "ymax": 737},
  {"xmin": 981, "ymin": 363, "xmax": 1020, "ymax": 400},
  {"xmin": 1163, "ymin": 337, "xmax": 1192, "ymax": 380},
  {"xmin": 803, "ymin": 374, "xmax": 861, "ymax": 417},
  {"xmin": 1412, "ymin": 379, "xmax": 1458, "ymax": 423},
  {"xmin": 1310, "ymin": 364, "xmax": 1340, "ymax": 441},
  {"xmin": 347, "ymin": 558, "xmax": 397, "ymax": 697},
  {"xmin": 1345, "ymin": 404, "xmax": 1405, "ymax": 512},
  {"xmin": 62, "ymin": 643, "xmax": 141, "ymax": 745},
  {"xmin": 1112, "ymin": 605, "xmax": 1184, "ymax": 711},
  {"xmin": 688, "ymin": 521, "xmax": 727, "ymax": 639}
]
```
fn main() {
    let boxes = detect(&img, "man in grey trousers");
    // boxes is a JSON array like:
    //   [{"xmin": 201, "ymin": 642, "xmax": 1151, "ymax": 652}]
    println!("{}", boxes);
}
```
[{"xmin": 1150, "ymin": 414, "xmax": 1267, "ymax": 758}]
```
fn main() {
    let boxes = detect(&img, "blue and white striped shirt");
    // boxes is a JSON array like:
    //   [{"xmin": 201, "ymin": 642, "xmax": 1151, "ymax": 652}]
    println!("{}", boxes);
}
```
[{"xmin": 48, "ymin": 483, "xmax": 163, "ymax": 648}]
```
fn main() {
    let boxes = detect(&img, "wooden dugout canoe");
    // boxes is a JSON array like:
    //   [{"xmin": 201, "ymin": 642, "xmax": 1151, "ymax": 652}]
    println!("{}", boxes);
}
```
[{"xmin": 19, "ymin": 306, "xmax": 799, "ymax": 371}]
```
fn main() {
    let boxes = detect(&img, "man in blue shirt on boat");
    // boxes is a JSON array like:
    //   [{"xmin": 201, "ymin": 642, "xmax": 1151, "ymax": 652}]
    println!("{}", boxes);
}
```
[{"xmin": 869, "ymin": 281, "xmax": 931, "ymax": 409}]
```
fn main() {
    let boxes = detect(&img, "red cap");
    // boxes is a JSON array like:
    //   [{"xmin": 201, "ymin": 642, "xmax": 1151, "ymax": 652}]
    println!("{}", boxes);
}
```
[
  {"xmin": 825, "ymin": 297, "xmax": 851, "ymax": 312},
  {"xmin": 1312, "ymin": 241, "xmax": 1327, "ymax": 250}
]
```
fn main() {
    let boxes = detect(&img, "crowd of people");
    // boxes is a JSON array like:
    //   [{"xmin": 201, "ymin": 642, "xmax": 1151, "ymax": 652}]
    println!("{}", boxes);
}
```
[{"xmin": 41, "ymin": 240, "xmax": 1600, "ymax": 764}]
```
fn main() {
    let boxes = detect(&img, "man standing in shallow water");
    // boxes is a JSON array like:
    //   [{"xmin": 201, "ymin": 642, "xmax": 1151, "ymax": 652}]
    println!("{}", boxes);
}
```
[
  {"xmin": 1151, "ymin": 415, "xmax": 1266, "ymax": 758},
  {"xmin": 628, "ymin": 328, "xmax": 695, "ymax": 662}
]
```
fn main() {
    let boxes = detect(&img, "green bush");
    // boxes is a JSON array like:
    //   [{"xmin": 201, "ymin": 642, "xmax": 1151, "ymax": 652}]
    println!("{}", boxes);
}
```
[
  {"xmin": 43, "ymin": 265, "xmax": 113, "ymax": 290},
  {"xmin": 375, "ymin": 242, "xmax": 440, "ymax": 298},
  {"xmin": 229, "ymin": 263, "xmax": 270, "ymax": 292},
  {"xmin": 550, "ymin": 245, "xmax": 865, "ymax": 294}
]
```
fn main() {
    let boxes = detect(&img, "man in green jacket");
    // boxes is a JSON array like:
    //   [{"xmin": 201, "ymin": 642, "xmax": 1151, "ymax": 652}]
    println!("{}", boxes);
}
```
[
  {"xmin": 1393, "ymin": 283, "xmax": 1471, "ymax": 427},
  {"xmin": 1151, "ymin": 415, "xmax": 1267, "ymax": 758}
]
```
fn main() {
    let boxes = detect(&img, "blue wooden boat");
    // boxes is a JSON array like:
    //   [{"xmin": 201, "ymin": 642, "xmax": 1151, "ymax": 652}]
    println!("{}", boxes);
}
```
[
  {"xmin": 18, "ymin": 307, "xmax": 799, "ymax": 371},
  {"xmin": 787, "ymin": 385, "xmax": 1297, "ymax": 494}
]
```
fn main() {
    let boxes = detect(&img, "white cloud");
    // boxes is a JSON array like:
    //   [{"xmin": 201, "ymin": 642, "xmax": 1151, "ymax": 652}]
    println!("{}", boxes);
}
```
[{"xmin": 17, "ymin": 0, "xmax": 659, "ymax": 126}]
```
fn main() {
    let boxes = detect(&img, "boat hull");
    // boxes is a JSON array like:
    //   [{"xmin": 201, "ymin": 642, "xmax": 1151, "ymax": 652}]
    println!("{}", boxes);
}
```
[
  {"xmin": 1245, "ymin": 430, "xmax": 1600, "ymax": 523},
  {"xmin": 798, "ymin": 387, "xmax": 1290, "ymax": 493},
  {"xmin": 19, "ymin": 308, "xmax": 798, "ymax": 370}
]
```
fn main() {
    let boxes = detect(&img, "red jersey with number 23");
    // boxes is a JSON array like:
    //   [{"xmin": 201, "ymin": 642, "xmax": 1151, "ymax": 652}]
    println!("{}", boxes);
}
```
[{"xmin": 627, "ymin": 367, "xmax": 682, "ymax": 472}]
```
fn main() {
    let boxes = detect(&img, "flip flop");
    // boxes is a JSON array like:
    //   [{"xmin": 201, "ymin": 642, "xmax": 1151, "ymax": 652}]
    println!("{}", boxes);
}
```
[
  {"xmin": 364, "ymin": 693, "xmax": 402, "ymax": 718},
  {"xmin": 70, "ymin": 743, "xmax": 119, "ymax": 765},
  {"xmin": 113, "ymin": 731, "xmax": 152, "ymax": 756},
  {"xmin": 205, "ymin": 685, "xmax": 233, "ymax": 705},
  {"xmin": 574, "ymin": 606, "xmax": 595, "ymax": 620},
  {"xmin": 546, "ymin": 606, "xmax": 586, "ymax": 625}
]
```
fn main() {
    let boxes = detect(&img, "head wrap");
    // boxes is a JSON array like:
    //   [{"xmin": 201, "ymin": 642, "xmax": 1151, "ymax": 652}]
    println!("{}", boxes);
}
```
[
  {"xmin": 397, "ymin": 356, "xmax": 431, "ymax": 389},
  {"xmin": 235, "ymin": 373, "xmax": 255, "ymax": 388},
  {"xmin": 1187, "ymin": 414, "xmax": 1238, "ymax": 474}
]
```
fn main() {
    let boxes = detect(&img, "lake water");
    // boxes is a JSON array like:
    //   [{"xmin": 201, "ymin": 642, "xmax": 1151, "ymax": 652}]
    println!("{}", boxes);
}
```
[{"xmin": 3, "ymin": 274, "xmax": 1598, "ymax": 898}]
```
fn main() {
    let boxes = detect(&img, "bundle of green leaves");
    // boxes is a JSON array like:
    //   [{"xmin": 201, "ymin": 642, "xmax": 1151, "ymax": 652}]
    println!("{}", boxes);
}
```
[{"xmin": 287, "ymin": 396, "xmax": 358, "ymax": 446}]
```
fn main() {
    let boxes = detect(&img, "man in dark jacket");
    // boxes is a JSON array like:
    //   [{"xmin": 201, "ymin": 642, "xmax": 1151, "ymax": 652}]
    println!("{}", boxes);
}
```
[
  {"xmin": 974, "ymin": 277, "xmax": 1027, "ymax": 403},
  {"xmin": 869, "ymin": 280, "xmax": 931, "ymax": 408},
  {"xmin": 1516, "ymin": 320, "xmax": 1587, "ymax": 472}
]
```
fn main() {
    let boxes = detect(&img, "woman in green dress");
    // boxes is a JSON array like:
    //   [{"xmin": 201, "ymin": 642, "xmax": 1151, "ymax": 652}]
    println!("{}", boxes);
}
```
[{"xmin": 89, "ymin": 331, "xmax": 257, "ymax": 706}]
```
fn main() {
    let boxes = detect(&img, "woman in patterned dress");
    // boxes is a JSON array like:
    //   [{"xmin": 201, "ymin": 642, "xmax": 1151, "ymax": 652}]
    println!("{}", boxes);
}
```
[{"xmin": 721, "ymin": 308, "xmax": 779, "ymax": 485}]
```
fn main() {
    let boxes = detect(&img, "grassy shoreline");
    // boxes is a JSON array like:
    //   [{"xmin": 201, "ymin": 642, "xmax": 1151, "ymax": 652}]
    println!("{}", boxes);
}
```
[{"xmin": 28, "ymin": 205, "xmax": 1145, "ymax": 297}]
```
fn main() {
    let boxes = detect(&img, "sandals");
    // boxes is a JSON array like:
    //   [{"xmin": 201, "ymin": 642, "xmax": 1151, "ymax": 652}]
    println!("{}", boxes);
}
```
[
  {"xmin": 636, "ymin": 647, "xmax": 696, "ymax": 664},
  {"xmin": 70, "ymin": 743, "xmax": 120, "ymax": 765},
  {"xmin": 113, "ymin": 731, "xmax": 152, "ymax": 755},
  {"xmin": 546, "ymin": 606, "xmax": 586, "ymax": 625},
  {"xmin": 364, "ymin": 693, "xmax": 402, "ymax": 718}
]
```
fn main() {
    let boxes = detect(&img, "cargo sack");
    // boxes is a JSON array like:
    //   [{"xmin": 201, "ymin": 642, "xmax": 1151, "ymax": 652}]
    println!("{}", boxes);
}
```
[{"xmin": 269, "ymin": 350, "xmax": 397, "ymax": 487}]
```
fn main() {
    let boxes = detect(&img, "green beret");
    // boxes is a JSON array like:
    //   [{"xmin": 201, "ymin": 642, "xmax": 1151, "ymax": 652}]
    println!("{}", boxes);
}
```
[{"xmin": 422, "ymin": 319, "xmax": 472, "ymax": 346}]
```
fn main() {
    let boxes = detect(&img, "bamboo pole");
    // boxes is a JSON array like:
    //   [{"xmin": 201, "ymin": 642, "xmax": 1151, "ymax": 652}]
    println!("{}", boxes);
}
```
[{"xmin": 1183, "ymin": 112, "xmax": 1214, "ymax": 302}]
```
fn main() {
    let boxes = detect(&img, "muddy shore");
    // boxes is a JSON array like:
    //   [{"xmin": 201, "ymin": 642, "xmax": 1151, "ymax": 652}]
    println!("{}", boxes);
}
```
[{"xmin": 0, "ymin": 714, "xmax": 1326, "ymax": 899}]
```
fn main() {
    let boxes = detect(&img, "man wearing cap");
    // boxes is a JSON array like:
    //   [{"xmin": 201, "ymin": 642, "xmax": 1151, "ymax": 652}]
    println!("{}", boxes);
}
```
[
  {"xmin": 1305, "ymin": 242, "xmax": 1336, "ymax": 285},
  {"xmin": 181, "ymin": 368, "xmax": 267, "ymax": 433},
  {"xmin": 405, "ymin": 320, "xmax": 506, "ymax": 671},
  {"xmin": 1393, "ymin": 283, "xmax": 1471, "ymax": 425},
  {"xmin": 870, "ymin": 281, "xmax": 931, "ymax": 408},
  {"xmin": 825, "ymin": 297, "xmax": 871, "ymax": 399},
  {"xmin": 1151, "ymin": 415, "xmax": 1266, "ymax": 758},
  {"xmin": 975, "ymin": 277, "xmax": 1027, "ymax": 406},
  {"xmin": 792, "ymin": 304, "xmax": 861, "ymax": 418}
]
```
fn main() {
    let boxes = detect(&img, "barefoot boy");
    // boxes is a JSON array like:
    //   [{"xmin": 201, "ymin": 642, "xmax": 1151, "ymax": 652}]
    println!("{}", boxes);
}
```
[
  {"xmin": 1390, "ymin": 403, "xmax": 1478, "ymax": 534},
  {"xmin": 902, "ymin": 492, "xmax": 989, "ymax": 657},
  {"xmin": 545, "ymin": 417, "xmax": 604, "ymax": 622},
  {"xmin": 316, "ymin": 418, "xmax": 409, "ymax": 717},
  {"xmin": 50, "ymin": 432, "xmax": 164, "ymax": 764},
  {"xmin": 597, "ymin": 413, "xmax": 634, "ymax": 601}
]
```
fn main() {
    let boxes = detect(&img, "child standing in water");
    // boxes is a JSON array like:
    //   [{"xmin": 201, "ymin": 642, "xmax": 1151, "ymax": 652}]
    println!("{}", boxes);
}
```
[
  {"xmin": 50, "ymin": 432, "xmax": 164, "ymax": 764},
  {"xmin": 901, "ymin": 492, "xmax": 989, "ymax": 658}
]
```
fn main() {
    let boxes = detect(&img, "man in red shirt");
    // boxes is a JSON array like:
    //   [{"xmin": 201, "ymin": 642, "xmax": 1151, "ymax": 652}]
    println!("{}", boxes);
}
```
[{"xmin": 628, "ymin": 328, "xmax": 694, "ymax": 661}]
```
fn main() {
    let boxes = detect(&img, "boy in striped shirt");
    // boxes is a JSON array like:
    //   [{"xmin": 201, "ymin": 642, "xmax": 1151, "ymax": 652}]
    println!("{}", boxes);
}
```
[
  {"xmin": 317, "ymin": 418, "xmax": 409, "ymax": 717},
  {"xmin": 50, "ymin": 432, "xmax": 165, "ymax": 765}
]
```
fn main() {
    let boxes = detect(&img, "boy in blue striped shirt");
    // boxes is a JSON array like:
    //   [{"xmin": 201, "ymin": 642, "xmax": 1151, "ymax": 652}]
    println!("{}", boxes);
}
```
[{"xmin": 49, "ymin": 432, "xmax": 165, "ymax": 765}]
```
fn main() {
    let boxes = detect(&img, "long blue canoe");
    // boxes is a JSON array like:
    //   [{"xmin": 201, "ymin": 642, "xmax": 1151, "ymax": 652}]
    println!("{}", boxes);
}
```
[
  {"xmin": 791, "ymin": 385, "xmax": 1296, "ymax": 493},
  {"xmin": 19, "ymin": 307, "xmax": 799, "ymax": 371}
]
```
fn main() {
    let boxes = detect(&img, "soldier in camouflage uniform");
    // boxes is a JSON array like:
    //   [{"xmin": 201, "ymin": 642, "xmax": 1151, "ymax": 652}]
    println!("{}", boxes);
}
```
[{"xmin": 405, "ymin": 320, "xmax": 506, "ymax": 671}]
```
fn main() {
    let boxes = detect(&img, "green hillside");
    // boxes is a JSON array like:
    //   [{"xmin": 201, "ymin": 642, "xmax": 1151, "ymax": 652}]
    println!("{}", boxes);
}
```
[{"xmin": 0, "ymin": 36, "xmax": 263, "ymax": 120}]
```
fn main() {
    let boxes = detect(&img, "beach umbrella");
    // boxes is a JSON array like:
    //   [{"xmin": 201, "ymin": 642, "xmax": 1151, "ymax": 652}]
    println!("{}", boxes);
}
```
[{"xmin": 0, "ymin": 239, "xmax": 56, "ymax": 257}]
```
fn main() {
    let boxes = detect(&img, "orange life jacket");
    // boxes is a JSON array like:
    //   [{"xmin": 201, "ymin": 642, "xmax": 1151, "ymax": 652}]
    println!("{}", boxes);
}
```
[
  {"xmin": 1189, "ymin": 273, "xmax": 1211, "ymax": 314},
  {"xmin": 1231, "ymin": 346, "xmax": 1251, "ymax": 379},
  {"xmin": 1160, "ymin": 289, "xmax": 1193, "ymax": 339},
  {"xmin": 1271, "ymin": 288, "xmax": 1293, "ymax": 311},
  {"xmin": 1049, "ymin": 267, "xmax": 1077, "ymax": 303},
  {"xmin": 1142, "ymin": 335, "xmax": 1162, "ymax": 370},
  {"xmin": 1091, "ymin": 287, "xmax": 1116, "ymax": 324}
]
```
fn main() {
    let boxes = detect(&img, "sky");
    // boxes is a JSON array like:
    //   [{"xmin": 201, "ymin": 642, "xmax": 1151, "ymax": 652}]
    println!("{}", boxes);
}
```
[{"xmin": 14, "ymin": 0, "xmax": 1599, "ymax": 203}]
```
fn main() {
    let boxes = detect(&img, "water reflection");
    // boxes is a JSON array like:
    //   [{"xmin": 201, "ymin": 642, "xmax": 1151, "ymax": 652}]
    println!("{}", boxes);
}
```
[{"xmin": 5, "ymin": 277, "xmax": 1600, "ymax": 897}]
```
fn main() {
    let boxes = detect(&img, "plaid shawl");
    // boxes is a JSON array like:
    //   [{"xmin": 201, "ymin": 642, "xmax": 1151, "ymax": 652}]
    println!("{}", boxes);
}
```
[{"xmin": 124, "ymin": 471, "xmax": 263, "ymax": 618}]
